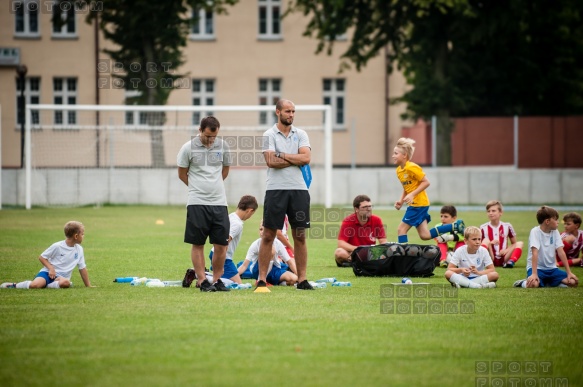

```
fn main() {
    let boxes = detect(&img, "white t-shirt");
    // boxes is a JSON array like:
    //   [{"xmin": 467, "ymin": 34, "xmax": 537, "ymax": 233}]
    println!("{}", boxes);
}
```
[
  {"xmin": 245, "ymin": 238, "xmax": 291, "ymax": 274},
  {"xmin": 450, "ymin": 245, "xmax": 493, "ymax": 279},
  {"xmin": 527, "ymin": 226, "xmax": 563, "ymax": 271},
  {"xmin": 226, "ymin": 212, "xmax": 244, "ymax": 260},
  {"xmin": 40, "ymin": 241, "xmax": 86, "ymax": 279}
]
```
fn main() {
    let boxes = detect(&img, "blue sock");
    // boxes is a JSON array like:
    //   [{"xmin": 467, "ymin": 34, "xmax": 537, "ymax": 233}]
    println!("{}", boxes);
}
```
[
  {"xmin": 431, "ymin": 224, "xmax": 453, "ymax": 239},
  {"xmin": 398, "ymin": 235, "xmax": 408, "ymax": 243}
]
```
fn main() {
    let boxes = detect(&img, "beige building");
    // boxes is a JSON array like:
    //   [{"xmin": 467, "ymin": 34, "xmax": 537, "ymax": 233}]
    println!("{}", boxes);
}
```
[{"xmin": 0, "ymin": 0, "xmax": 410, "ymax": 169}]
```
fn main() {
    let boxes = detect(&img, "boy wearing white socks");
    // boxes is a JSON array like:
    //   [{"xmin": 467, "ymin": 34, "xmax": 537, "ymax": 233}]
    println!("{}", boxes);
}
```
[
  {"xmin": 1, "ymin": 221, "xmax": 94, "ymax": 289},
  {"xmin": 445, "ymin": 226, "xmax": 499, "ymax": 289},
  {"xmin": 514, "ymin": 206, "xmax": 578, "ymax": 288}
]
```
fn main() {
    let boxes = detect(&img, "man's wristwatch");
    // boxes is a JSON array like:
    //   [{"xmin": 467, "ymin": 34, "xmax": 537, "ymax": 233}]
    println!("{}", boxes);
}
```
[{"xmin": 275, "ymin": 152, "xmax": 281, "ymax": 158}]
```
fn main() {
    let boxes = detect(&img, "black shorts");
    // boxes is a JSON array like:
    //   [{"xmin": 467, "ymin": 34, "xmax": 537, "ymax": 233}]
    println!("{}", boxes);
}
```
[
  {"xmin": 184, "ymin": 205, "xmax": 229, "ymax": 246},
  {"xmin": 263, "ymin": 190, "xmax": 310, "ymax": 230}
]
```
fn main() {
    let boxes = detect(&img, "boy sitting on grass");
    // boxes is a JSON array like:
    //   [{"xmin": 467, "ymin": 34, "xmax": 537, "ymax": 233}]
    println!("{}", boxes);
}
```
[
  {"xmin": 557, "ymin": 212, "xmax": 582, "ymax": 267},
  {"xmin": 434, "ymin": 205, "xmax": 465, "ymax": 268},
  {"xmin": 445, "ymin": 226, "xmax": 499, "ymax": 289},
  {"xmin": 238, "ymin": 224, "xmax": 298, "ymax": 286},
  {"xmin": 514, "ymin": 206, "xmax": 579, "ymax": 288},
  {"xmin": 1, "ymin": 221, "xmax": 94, "ymax": 289}
]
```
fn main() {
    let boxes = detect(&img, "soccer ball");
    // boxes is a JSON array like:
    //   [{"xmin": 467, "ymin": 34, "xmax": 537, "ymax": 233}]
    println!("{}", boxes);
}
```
[
  {"xmin": 405, "ymin": 244, "xmax": 422, "ymax": 257},
  {"xmin": 387, "ymin": 244, "xmax": 406, "ymax": 257},
  {"xmin": 421, "ymin": 245, "xmax": 440, "ymax": 259}
]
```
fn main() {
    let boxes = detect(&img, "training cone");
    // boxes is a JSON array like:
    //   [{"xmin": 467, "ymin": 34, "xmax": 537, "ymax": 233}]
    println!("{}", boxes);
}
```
[
  {"xmin": 254, "ymin": 287, "xmax": 271, "ymax": 293},
  {"xmin": 155, "ymin": 219, "xmax": 165, "ymax": 225}
]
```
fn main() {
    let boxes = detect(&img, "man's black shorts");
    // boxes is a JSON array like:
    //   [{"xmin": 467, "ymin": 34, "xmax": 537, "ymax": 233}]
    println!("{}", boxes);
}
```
[
  {"xmin": 184, "ymin": 205, "xmax": 229, "ymax": 246},
  {"xmin": 263, "ymin": 190, "xmax": 310, "ymax": 230}
]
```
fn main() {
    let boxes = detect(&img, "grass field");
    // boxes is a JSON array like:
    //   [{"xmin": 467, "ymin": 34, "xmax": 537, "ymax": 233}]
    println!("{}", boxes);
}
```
[{"xmin": 1, "ymin": 205, "xmax": 582, "ymax": 387}]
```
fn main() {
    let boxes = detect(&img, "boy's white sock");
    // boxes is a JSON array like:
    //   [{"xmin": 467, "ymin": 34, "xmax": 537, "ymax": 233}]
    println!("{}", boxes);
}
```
[
  {"xmin": 47, "ymin": 281, "xmax": 60, "ymax": 289},
  {"xmin": 449, "ymin": 273, "xmax": 482, "ymax": 288},
  {"xmin": 558, "ymin": 283, "xmax": 568, "ymax": 288},
  {"xmin": 477, "ymin": 275, "xmax": 490, "ymax": 285},
  {"xmin": 15, "ymin": 281, "xmax": 31, "ymax": 289}
]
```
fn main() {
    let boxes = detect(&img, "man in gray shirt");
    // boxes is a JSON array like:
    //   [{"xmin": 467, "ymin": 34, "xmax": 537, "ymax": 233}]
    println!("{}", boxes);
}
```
[
  {"xmin": 256, "ymin": 99, "xmax": 313, "ymax": 291},
  {"xmin": 177, "ymin": 116, "xmax": 232, "ymax": 292}
]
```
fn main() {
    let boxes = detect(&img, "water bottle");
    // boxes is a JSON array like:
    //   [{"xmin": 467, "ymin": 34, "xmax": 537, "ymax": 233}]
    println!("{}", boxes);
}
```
[
  {"xmin": 162, "ymin": 280, "xmax": 182, "ymax": 287},
  {"xmin": 131, "ymin": 277, "xmax": 148, "ymax": 286},
  {"xmin": 146, "ymin": 280, "xmax": 165, "ymax": 288},
  {"xmin": 311, "ymin": 281, "xmax": 327, "ymax": 289},
  {"xmin": 114, "ymin": 276, "xmax": 138, "ymax": 283},
  {"xmin": 316, "ymin": 277, "xmax": 336, "ymax": 283},
  {"xmin": 227, "ymin": 283, "xmax": 252, "ymax": 290},
  {"xmin": 331, "ymin": 281, "xmax": 352, "ymax": 287},
  {"xmin": 401, "ymin": 277, "xmax": 413, "ymax": 285}
]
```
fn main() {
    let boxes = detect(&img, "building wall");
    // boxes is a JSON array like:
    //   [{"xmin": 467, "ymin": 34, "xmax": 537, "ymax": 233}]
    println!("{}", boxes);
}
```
[{"xmin": 0, "ymin": 2, "xmax": 411, "ymax": 169}]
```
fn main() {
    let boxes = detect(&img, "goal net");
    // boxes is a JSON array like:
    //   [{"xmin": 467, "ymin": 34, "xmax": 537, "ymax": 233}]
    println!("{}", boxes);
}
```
[{"xmin": 24, "ymin": 104, "xmax": 332, "ymax": 209}]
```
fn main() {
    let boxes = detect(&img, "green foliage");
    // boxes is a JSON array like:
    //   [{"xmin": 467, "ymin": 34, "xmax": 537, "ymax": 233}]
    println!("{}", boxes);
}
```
[{"xmin": 1, "ymin": 206, "xmax": 582, "ymax": 385}]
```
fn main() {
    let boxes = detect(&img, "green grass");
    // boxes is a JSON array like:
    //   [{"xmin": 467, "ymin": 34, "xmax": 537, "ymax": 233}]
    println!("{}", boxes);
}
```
[{"xmin": 1, "ymin": 206, "xmax": 582, "ymax": 387}]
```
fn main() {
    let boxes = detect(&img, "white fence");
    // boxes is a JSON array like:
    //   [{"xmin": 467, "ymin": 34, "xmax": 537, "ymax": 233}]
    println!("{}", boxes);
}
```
[{"xmin": 2, "ymin": 166, "xmax": 583, "ymax": 207}]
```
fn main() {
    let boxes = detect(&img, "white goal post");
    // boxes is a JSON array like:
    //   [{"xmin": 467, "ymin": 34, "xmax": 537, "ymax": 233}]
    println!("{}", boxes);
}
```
[{"xmin": 25, "ymin": 104, "xmax": 333, "ymax": 209}]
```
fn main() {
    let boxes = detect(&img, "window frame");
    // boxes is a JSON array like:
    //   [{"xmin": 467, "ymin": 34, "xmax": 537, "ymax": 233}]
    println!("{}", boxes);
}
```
[
  {"xmin": 53, "ymin": 77, "xmax": 77, "ymax": 126},
  {"xmin": 15, "ymin": 76, "xmax": 41, "ymax": 127},
  {"xmin": 257, "ymin": 0, "xmax": 282, "ymax": 40},
  {"xmin": 258, "ymin": 78, "xmax": 281, "ymax": 126},
  {"xmin": 51, "ymin": 0, "xmax": 77, "ymax": 38},
  {"xmin": 322, "ymin": 78, "xmax": 346, "ymax": 130},
  {"xmin": 191, "ymin": 78, "xmax": 216, "ymax": 126},
  {"xmin": 189, "ymin": 7, "xmax": 215, "ymax": 41},
  {"xmin": 13, "ymin": 0, "xmax": 40, "ymax": 38}
]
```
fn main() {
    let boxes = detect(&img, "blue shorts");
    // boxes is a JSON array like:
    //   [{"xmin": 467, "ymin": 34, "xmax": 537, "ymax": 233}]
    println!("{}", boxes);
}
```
[
  {"xmin": 35, "ymin": 271, "xmax": 56, "ymax": 287},
  {"xmin": 236, "ymin": 261, "xmax": 254, "ymax": 279},
  {"xmin": 251, "ymin": 263, "xmax": 289, "ymax": 285},
  {"xmin": 209, "ymin": 253, "xmax": 239, "ymax": 280},
  {"xmin": 402, "ymin": 206, "xmax": 431, "ymax": 227},
  {"xmin": 527, "ymin": 268, "xmax": 568, "ymax": 287}
]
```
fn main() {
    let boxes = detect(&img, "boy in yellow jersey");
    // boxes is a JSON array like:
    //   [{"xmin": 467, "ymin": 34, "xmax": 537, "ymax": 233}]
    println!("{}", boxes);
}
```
[{"xmin": 392, "ymin": 137, "xmax": 465, "ymax": 244}]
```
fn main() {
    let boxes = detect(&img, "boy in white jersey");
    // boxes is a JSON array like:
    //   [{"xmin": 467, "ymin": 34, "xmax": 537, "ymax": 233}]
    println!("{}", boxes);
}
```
[
  {"xmin": 445, "ymin": 226, "xmax": 499, "ymax": 289},
  {"xmin": 239, "ymin": 224, "xmax": 298, "ymax": 286},
  {"xmin": 480, "ymin": 200, "xmax": 523, "ymax": 268},
  {"xmin": 557, "ymin": 212, "xmax": 582, "ymax": 267},
  {"xmin": 1, "ymin": 221, "xmax": 94, "ymax": 289},
  {"xmin": 514, "ymin": 206, "xmax": 578, "ymax": 288}
]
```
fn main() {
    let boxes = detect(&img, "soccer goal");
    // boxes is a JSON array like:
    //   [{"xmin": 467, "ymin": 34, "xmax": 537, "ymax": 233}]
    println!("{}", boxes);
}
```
[{"xmin": 24, "ymin": 104, "xmax": 333, "ymax": 209}]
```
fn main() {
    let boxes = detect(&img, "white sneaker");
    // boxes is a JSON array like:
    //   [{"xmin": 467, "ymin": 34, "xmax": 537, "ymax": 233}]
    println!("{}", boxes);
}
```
[
  {"xmin": 482, "ymin": 282, "xmax": 497, "ymax": 288},
  {"xmin": 0, "ymin": 282, "xmax": 16, "ymax": 288}
]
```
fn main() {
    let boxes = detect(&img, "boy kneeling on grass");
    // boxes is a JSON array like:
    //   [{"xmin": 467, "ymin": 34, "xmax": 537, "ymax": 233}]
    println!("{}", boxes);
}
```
[
  {"xmin": 1, "ymin": 221, "xmax": 94, "ymax": 289},
  {"xmin": 514, "ymin": 206, "xmax": 579, "ymax": 288},
  {"xmin": 445, "ymin": 226, "xmax": 499, "ymax": 289}
]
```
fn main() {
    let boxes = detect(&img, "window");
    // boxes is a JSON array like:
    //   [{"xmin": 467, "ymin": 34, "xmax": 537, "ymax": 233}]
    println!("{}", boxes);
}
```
[
  {"xmin": 192, "ymin": 79, "xmax": 215, "ymax": 126},
  {"xmin": 190, "ymin": 8, "xmax": 214, "ymax": 40},
  {"xmin": 258, "ymin": 79, "xmax": 280, "ymax": 125},
  {"xmin": 14, "ymin": 0, "xmax": 39, "ymax": 37},
  {"xmin": 323, "ymin": 79, "xmax": 345, "ymax": 129},
  {"xmin": 15, "ymin": 77, "xmax": 40, "ymax": 126},
  {"xmin": 53, "ymin": 78, "xmax": 77, "ymax": 125},
  {"xmin": 124, "ymin": 89, "xmax": 143, "ymax": 126},
  {"xmin": 258, "ymin": 0, "xmax": 281, "ymax": 40},
  {"xmin": 52, "ymin": 0, "xmax": 76, "ymax": 37}
]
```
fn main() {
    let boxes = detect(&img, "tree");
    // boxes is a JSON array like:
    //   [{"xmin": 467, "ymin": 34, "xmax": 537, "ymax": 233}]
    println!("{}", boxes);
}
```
[
  {"xmin": 287, "ymin": 0, "xmax": 583, "ymax": 165},
  {"xmin": 82, "ymin": 0, "xmax": 238, "ymax": 166}
]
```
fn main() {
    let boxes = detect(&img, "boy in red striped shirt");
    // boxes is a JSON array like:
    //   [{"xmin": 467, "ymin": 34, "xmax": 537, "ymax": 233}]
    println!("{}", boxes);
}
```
[{"xmin": 480, "ymin": 200, "xmax": 523, "ymax": 268}]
